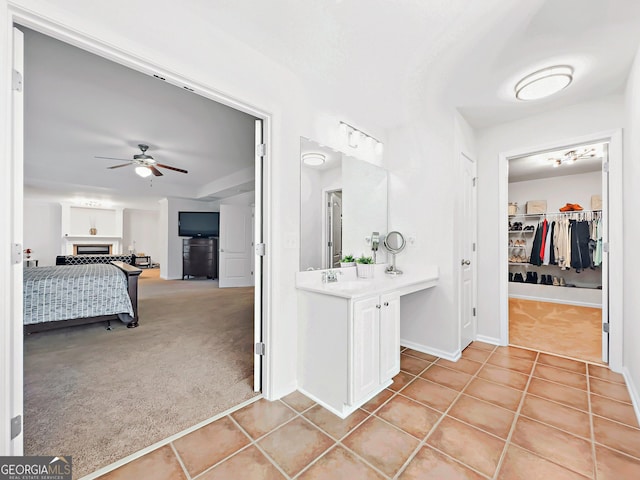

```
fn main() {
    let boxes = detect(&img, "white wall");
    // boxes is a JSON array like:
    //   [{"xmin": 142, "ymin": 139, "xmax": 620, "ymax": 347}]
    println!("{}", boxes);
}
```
[
  {"xmin": 623, "ymin": 45, "xmax": 640, "ymax": 413},
  {"xmin": 23, "ymin": 198, "xmax": 60, "ymax": 266},
  {"xmin": 476, "ymin": 94, "xmax": 624, "ymax": 341},
  {"xmin": 123, "ymin": 208, "xmax": 160, "ymax": 262}
]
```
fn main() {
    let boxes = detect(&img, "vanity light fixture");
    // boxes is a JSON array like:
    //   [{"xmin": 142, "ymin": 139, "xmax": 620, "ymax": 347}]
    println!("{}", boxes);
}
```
[
  {"xmin": 302, "ymin": 153, "xmax": 326, "ymax": 166},
  {"xmin": 135, "ymin": 166, "xmax": 152, "ymax": 178},
  {"xmin": 515, "ymin": 65, "xmax": 573, "ymax": 101},
  {"xmin": 340, "ymin": 121, "xmax": 383, "ymax": 153}
]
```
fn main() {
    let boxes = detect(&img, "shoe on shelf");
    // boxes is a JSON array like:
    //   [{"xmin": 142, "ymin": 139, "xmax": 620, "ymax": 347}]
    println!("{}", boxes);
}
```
[
  {"xmin": 533, "ymin": 272, "xmax": 539, "ymax": 284},
  {"xmin": 514, "ymin": 273, "xmax": 524, "ymax": 283},
  {"xmin": 559, "ymin": 277, "xmax": 566, "ymax": 286},
  {"xmin": 571, "ymin": 204, "xmax": 583, "ymax": 211},
  {"xmin": 553, "ymin": 276, "xmax": 560, "ymax": 286},
  {"xmin": 509, "ymin": 239, "xmax": 514, "ymax": 247},
  {"xmin": 509, "ymin": 272, "xmax": 513, "ymax": 282},
  {"xmin": 559, "ymin": 203, "xmax": 573, "ymax": 212}
]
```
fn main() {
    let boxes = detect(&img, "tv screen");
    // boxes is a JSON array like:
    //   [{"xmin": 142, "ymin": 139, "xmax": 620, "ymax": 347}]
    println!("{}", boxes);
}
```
[{"xmin": 178, "ymin": 211, "xmax": 219, "ymax": 237}]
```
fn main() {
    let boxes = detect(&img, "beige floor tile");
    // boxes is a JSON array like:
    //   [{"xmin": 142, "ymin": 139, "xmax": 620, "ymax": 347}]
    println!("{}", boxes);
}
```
[
  {"xmin": 591, "ymin": 394, "xmax": 640, "ymax": 428},
  {"xmin": 343, "ymin": 416, "xmax": 419, "ymax": 477},
  {"xmin": 497, "ymin": 445, "xmax": 589, "ymax": 480},
  {"xmin": 593, "ymin": 416, "xmax": 640, "ymax": 459},
  {"xmin": 376, "ymin": 395, "xmax": 441, "ymax": 439},
  {"xmin": 520, "ymin": 394, "xmax": 591, "ymax": 439},
  {"xmin": 486, "ymin": 352, "xmax": 534, "ymax": 375},
  {"xmin": 197, "ymin": 446, "xmax": 284, "ymax": 480},
  {"xmin": 281, "ymin": 391, "xmax": 315, "ymax": 412},
  {"xmin": 448, "ymin": 394, "xmax": 515, "ymax": 439},
  {"xmin": 510, "ymin": 417, "xmax": 594, "ymax": 477},
  {"xmin": 426, "ymin": 417, "xmax": 504, "ymax": 478},
  {"xmin": 402, "ymin": 348, "xmax": 438, "ymax": 362},
  {"xmin": 537, "ymin": 353, "xmax": 587, "ymax": 374},
  {"xmin": 401, "ymin": 378, "xmax": 459, "ymax": 412},
  {"xmin": 463, "ymin": 378, "xmax": 523, "ymax": 411},
  {"xmin": 590, "ymin": 377, "xmax": 633, "ymax": 404},
  {"xmin": 230, "ymin": 398, "xmax": 296, "ymax": 439},
  {"xmin": 399, "ymin": 446, "xmax": 485, "ymax": 480},
  {"xmin": 298, "ymin": 446, "xmax": 385, "ymax": 480},
  {"xmin": 303, "ymin": 405, "xmax": 369, "ymax": 440},
  {"xmin": 533, "ymin": 364, "xmax": 587, "ymax": 390},
  {"xmin": 461, "ymin": 347, "xmax": 492, "ymax": 363},
  {"xmin": 527, "ymin": 377, "xmax": 588, "ymax": 411},
  {"xmin": 435, "ymin": 358, "xmax": 483, "ymax": 375},
  {"xmin": 97, "ymin": 445, "xmax": 186, "ymax": 480},
  {"xmin": 258, "ymin": 417, "xmax": 334, "ymax": 477},
  {"xmin": 495, "ymin": 345, "xmax": 538, "ymax": 360},
  {"xmin": 477, "ymin": 364, "xmax": 529, "ymax": 390},
  {"xmin": 172, "ymin": 416, "xmax": 250, "ymax": 477},
  {"xmin": 588, "ymin": 364, "xmax": 625, "ymax": 384},
  {"xmin": 400, "ymin": 354, "xmax": 431, "ymax": 375},
  {"xmin": 360, "ymin": 389, "xmax": 394, "ymax": 413},
  {"xmin": 468, "ymin": 341, "xmax": 496, "ymax": 351},
  {"xmin": 389, "ymin": 371, "xmax": 416, "ymax": 392},
  {"xmin": 595, "ymin": 444, "xmax": 640, "ymax": 479},
  {"xmin": 420, "ymin": 365, "xmax": 472, "ymax": 391}
]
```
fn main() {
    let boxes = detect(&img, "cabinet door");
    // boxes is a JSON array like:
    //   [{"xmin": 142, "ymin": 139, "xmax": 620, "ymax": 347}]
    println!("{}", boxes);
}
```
[
  {"xmin": 379, "ymin": 292, "xmax": 400, "ymax": 382},
  {"xmin": 350, "ymin": 296, "xmax": 380, "ymax": 405}
]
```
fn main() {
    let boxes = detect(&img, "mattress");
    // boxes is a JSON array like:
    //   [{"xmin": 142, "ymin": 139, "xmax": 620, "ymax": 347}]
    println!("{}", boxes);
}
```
[{"xmin": 23, "ymin": 264, "xmax": 134, "ymax": 325}]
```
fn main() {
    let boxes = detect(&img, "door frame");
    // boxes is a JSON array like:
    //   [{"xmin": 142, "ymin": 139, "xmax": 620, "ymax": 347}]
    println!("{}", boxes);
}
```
[
  {"xmin": 498, "ymin": 129, "xmax": 623, "ymax": 372},
  {"xmin": 321, "ymin": 187, "xmax": 342, "ymax": 269},
  {"xmin": 1, "ymin": 6, "xmax": 274, "ymax": 453}
]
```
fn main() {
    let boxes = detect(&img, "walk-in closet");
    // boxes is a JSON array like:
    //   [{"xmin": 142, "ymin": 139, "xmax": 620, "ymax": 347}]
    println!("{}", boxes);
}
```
[{"xmin": 507, "ymin": 142, "xmax": 606, "ymax": 363}]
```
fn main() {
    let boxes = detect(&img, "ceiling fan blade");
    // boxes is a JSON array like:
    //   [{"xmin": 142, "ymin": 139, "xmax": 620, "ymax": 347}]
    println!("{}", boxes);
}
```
[
  {"xmin": 107, "ymin": 163, "xmax": 133, "ymax": 169},
  {"xmin": 149, "ymin": 165, "xmax": 164, "ymax": 176},
  {"xmin": 157, "ymin": 163, "xmax": 188, "ymax": 174},
  {"xmin": 95, "ymin": 156, "xmax": 131, "ymax": 161}
]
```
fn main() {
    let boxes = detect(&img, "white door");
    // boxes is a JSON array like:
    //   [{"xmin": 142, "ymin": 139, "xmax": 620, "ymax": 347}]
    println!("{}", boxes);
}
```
[
  {"xmin": 253, "ymin": 119, "xmax": 264, "ymax": 392},
  {"xmin": 460, "ymin": 153, "xmax": 477, "ymax": 350},
  {"xmin": 350, "ymin": 296, "xmax": 380, "ymax": 405},
  {"xmin": 379, "ymin": 292, "xmax": 400, "ymax": 382},
  {"xmin": 601, "ymin": 145, "xmax": 610, "ymax": 363},
  {"xmin": 219, "ymin": 204, "xmax": 254, "ymax": 288}
]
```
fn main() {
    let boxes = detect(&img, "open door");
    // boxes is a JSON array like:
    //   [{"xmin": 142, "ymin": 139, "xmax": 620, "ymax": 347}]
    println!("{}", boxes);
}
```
[
  {"xmin": 253, "ymin": 119, "xmax": 264, "ymax": 392},
  {"xmin": 219, "ymin": 204, "xmax": 254, "ymax": 288},
  {"xmin": 601, "ymin": 144, "xmax": 610, "ymax": 363}
]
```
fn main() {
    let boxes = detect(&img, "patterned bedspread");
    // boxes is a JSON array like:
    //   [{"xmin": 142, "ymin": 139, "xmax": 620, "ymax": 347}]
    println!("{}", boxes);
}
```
[{"xmin": 23, "ymin": 264, "xmax": 134, "ymax": 325}]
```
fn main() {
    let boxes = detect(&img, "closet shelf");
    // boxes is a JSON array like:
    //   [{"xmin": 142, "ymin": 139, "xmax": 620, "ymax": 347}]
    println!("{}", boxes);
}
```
[
  {"xmin": 508, "ymin": 230, "xmax": 535, "ymax": 234},
  {"xmin": 508, "ymin": 213, "xmax": 543, "ymax": 218},
  {"xmin": 509, "ymin": 209, "xmax": 601, "ymax": 218}
]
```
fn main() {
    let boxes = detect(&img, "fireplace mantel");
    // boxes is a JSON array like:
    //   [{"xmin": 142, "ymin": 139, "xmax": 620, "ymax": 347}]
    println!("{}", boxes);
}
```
[{"xmin": 60, "ymin": 203, "xmax": 125, "ymax": 255}]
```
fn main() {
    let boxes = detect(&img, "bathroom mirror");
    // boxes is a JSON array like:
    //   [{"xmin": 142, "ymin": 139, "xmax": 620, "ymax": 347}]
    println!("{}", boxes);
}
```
[
  {"xmin": 383, "ymin": 230, "xmax": 406, "ymax": 275},
  {"xmin": 300, "ymin": 137, "xmax": 388, "ymax": 271}
]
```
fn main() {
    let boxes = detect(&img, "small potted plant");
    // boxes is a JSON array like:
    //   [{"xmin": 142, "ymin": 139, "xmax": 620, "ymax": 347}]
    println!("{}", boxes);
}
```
[
  {"xmin": 356, "ymin": 254, "xmax": 375, "ymax": 278},
  {"xmin": 340, "ymin": 254, "xmax": 356, "ymax": 268}
]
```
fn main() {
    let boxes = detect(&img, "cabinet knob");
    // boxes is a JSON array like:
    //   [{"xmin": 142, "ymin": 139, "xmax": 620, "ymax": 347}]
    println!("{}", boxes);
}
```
[
  {"xmin": 376, "ymin": 304, "xmax": 381, "ymax": 309},
  {"xmin": 384, "ymin": 302, "xmax": 389, "ymax": 307}
]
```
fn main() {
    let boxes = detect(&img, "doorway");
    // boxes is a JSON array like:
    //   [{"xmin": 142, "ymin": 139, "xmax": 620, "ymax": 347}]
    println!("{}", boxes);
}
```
[
  {"xmin": 326, "ymin": 190, "xmax": 342, "ymax": 269},
  {"xmin": 5, "ymin": 17, "xmax": 272, "ymax": 466},
  {"xmin": 498, "ymin": 130, "xmax": 623, "ymax": 372}
]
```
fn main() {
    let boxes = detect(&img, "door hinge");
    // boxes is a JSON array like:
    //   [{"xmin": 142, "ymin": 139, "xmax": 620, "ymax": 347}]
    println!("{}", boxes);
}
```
[
  {"xmin": 603, "ymin": 242, "xmax": 609, "ymax": 253},
  {"xmin": 603, "ymin": 162, "xmax": 609, "ymax": 173},
  {"xmin": 12, "ymin": 69, "xmax": 23, "ymax": 92},
  {"xmin": 472, "ymin": 243, "xmax": 476, "ymax": 252},
  {"xmin": 472, "ymin": 307, "xmax": 476, "ymax": 316},
  {"xmin": 255, "ymin": 342, "xmax": 266, "ymax": 355},
  {"xmin": 11, "ymin": 415, "xmax": 22, "ymax": 440},
  {"xmin": 255, "ymin": 243, "xmax": 266, "ymax": 256},
  {"xmin": 12, "ymin": 243, "xmax": 22, "ymax": 265},
  {"xmin": 603, "ymin": 323, "xmax": 610, "ymax": 333},
  {"xmin": 472, "ymin": 177, "xmax": 477, "ymax": 187},
  {"xmin": 256, "ymin": 143, "xmax": 266, "ymax": 157}
]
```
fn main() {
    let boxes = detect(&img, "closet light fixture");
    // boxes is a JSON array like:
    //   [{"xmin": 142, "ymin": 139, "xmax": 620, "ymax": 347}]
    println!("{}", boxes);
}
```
[
  {"xmin": 302, "ymin": 153, "xmax": 326, "ymax": 166},
  {"xmin": 340, "ymin": 121, "xmax": 383, "ymax": 153},
  {"xmin": 550, "ymin": 147, "xmax": 596, "ymax": 168},
  {"xmin": 515, "ymin": 65, "xmax": 573, "ymax": 101},
  {"xmin": 135, "ymin": 166, "xmax": 152, "ymax": 178}
]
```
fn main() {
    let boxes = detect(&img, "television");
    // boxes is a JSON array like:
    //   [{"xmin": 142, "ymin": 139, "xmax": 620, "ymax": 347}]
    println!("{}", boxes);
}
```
[{"xmin": 178, "ymin": 211, "xmax": 220, "ymax": 237}]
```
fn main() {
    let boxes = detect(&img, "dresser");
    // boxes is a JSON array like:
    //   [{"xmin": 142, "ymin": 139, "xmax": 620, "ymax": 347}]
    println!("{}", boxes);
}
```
[{"xmin": 182, "ymin": 238, "xmax": 217, "ymax": 279}]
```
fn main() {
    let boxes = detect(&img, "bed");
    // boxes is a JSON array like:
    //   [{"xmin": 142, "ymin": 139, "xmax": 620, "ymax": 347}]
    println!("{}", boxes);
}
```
[{"xmin": 24, "ymin": 261, "xmax": 141, "ymax": 333}]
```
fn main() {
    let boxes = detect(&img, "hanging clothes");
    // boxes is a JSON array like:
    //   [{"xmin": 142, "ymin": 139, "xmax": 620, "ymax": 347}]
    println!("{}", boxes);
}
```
[
  {"xmin": 542, "ymin": 220, "xmax": 553, "ymax": 265},
  {"xmin": 555, "ymin": 217, "xmax": 571, "ymax": 270},
  {"xmin": 530, "ymin": 221, "xmax": 544, "ymax": 266},
  {"xmin": 549, "ymin": 221, "xmax": 557, "ymax": 265},
  {"xmin": 594, "ymin": 217, "xmax": 603, "ymax": 267},
  {"xmin": 538, "ymin": 219, "xmax": 549, "ymax": 262},
  {"xmin": 570, "ymin": 220, "xmax": 591, "ymax": 272}
]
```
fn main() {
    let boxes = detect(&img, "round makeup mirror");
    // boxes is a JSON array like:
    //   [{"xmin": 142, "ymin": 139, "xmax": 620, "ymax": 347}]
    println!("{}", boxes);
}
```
[{"xmin": 383, "ymin": 231, "xmax": 406, "ymax": 275}]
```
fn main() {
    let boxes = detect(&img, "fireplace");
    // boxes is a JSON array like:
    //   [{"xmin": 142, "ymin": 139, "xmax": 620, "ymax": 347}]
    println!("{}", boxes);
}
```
[{"xmin": 74, "ymin": 244, "xmax": 112, "ymax": 255}]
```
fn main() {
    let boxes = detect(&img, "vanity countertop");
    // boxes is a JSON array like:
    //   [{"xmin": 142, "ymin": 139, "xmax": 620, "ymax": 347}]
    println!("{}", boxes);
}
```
[{"xmin": 296, "ymin": 264, "xmax": 439, "ymax": 299}]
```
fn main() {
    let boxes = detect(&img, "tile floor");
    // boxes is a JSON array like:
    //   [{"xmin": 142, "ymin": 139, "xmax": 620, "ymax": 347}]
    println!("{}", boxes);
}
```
[{"xmin": 97, "ymin": 342, "xmax": 640, "ymax": 479}]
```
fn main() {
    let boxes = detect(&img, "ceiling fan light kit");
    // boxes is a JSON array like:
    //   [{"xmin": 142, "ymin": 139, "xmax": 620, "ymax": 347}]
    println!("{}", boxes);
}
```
[
  {"xmin": 135, "ymin": 166, "xmax": 152, "ymax": 178},
  {"xmin": 96, "ymin": 143, "xmax": 188, "ymax": 177}
]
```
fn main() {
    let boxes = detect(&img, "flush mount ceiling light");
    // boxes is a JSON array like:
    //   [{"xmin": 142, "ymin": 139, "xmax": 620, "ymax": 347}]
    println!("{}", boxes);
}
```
[
  {"xmin": 549, "ymin": 147, "xmax": 596, "ymax": 168},
  {"xmin": 302, "ymin": 152, "xmax": 326, "ymax": 166},
  {"xmin": 135, "ymin": 166, "xmax": 152, "ymax": 177},
  {"xmin": 515, "ymin": 65, "xmax": 573, "ymax": 101}
]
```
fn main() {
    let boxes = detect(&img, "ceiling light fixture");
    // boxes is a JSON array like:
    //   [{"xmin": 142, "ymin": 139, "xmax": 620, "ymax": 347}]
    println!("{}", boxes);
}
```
[
  {"xmin": 515, "ymin": 65, "xmax": 573, "ymax": 101},
  {"xmin": 549, "ymin": 147, "xmax": 596, "ymax": 168},
  {"xmin": 135, "ymin": 166, "xmax": 152, "ymax": 178},
  {"xmin": 340, "ymin": 121, "xmax": 383, "ymax": 153},
  {"xmin": 302, "ymin": 153, "xmax": 326, "ymax": 166}
]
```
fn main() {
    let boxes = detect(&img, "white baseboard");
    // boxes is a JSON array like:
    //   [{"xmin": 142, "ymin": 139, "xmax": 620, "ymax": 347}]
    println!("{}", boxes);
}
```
[
  {"xmin": 622, "ymin": 367, "xmax": 640, "ymax": 428},
  {"xmin": 475, "ymin": 334, "xmax": 502, "ymax": 346},
  {"xmin": 298, "ymin": 382, "xmax": 391, "ymax": 420},
  {"xmin": 508, "ymin": 293, "xmax": 601, "ymax": 308},
  {"xmin": 401, "ymin": 339, "xmax": 460, "ymax": 362}
]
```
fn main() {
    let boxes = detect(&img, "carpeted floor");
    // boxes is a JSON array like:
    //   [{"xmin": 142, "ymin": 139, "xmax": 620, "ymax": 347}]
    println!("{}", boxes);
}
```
[
  {"xmin": 509, "ymin": 297, "xmax": 603, "ymax": 364},
  {"xmin": 24, "ymin": 268, "xmax": 257, "ymax": 479}
]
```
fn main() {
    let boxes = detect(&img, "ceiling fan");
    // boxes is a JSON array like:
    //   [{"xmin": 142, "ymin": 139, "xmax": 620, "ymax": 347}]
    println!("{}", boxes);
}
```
[{"xmin": 95, "ymin": 144, "xmax": 188, "ymax": 177}]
